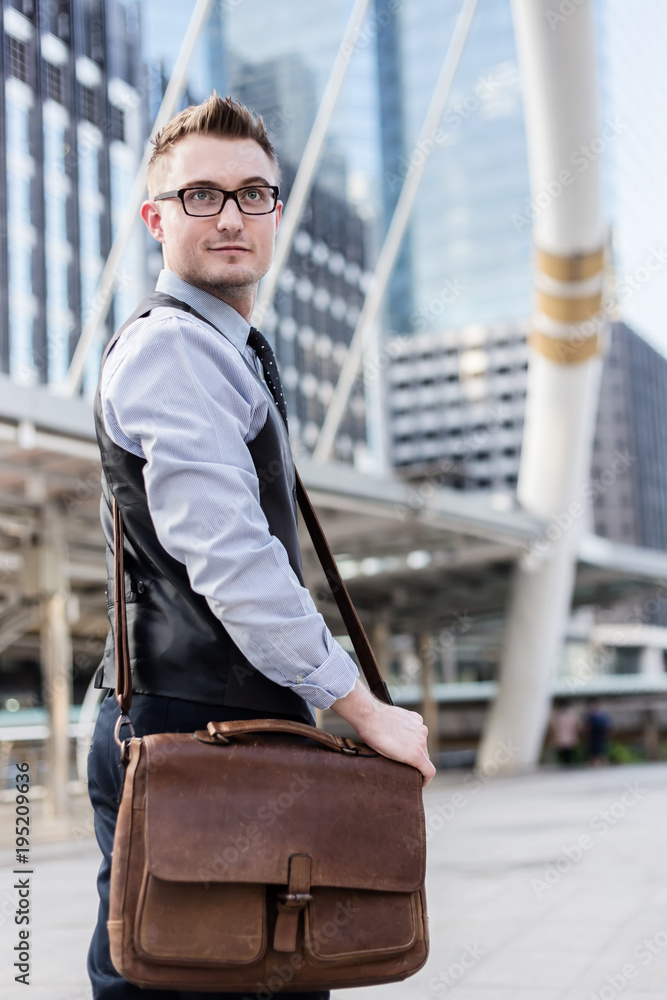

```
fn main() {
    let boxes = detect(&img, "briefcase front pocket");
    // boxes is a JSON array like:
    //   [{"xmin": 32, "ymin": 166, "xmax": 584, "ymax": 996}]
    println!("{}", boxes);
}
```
[
  {"xmin": 135, "ymin": 874, "xmax": 266, "ymax": 965},
  {"xmin": 304, "ymin": 887, "xmax": 419, "ymax": 964}
]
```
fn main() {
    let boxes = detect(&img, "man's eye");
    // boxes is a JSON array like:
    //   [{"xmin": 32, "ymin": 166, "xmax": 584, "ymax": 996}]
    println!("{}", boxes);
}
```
[{"xmin": 192, "ymin": 189, "xmax": 213, "ymax": 200}]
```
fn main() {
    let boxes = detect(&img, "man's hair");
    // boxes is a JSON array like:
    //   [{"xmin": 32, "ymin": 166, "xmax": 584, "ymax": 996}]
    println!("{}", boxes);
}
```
[{"xmin": 146, "ymin": 93, "xmax": 279, "ymax": 196}]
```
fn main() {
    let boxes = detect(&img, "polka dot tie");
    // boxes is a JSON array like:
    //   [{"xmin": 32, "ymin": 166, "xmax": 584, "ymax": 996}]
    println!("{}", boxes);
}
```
[{"xmin": 247, "ymin": 327, "xmax": 289, "ymax": 431}]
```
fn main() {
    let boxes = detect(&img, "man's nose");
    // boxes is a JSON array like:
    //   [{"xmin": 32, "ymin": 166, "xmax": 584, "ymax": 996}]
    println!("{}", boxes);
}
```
[{"xmin": 216, "ymin": 196, "xmax": 245, "ymax": 230}]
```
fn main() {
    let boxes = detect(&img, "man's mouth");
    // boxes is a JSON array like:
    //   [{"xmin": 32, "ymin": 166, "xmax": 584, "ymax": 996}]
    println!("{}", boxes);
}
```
[{"xmin": 208, "ymin": 245, "xmax": 251, "ymax": 253}]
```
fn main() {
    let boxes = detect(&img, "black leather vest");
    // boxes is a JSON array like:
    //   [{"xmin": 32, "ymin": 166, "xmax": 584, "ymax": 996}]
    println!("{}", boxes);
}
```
[{"xmin": 94, "ymin": 292, "xmax": 313, "ymax": 725}]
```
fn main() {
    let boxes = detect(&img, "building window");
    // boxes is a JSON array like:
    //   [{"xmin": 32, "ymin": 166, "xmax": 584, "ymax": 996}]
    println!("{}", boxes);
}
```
[
  {"xmin": 78, "ymin": 84, "xmax": 97, "ymax": 124},
  {"xmin": 109, "ymin": 105, "xmax": 125, "ymax": 143},
  {"xmin": 6, "ymin": 36, "xmax": 29, "ymax": 83},
  {"xmin": 44, "ymin": 61, "xmax": 64, "ymax": 104}
]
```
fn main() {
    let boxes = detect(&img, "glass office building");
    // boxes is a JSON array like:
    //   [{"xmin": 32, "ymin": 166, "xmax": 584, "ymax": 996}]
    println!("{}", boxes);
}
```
[
  {"xmin": 0, "ymin": 0, "xmax": 144, "ymax": 396},
  {"xmin": 388, "ymin": 0, "xmax": 532, "ymax": 333}
]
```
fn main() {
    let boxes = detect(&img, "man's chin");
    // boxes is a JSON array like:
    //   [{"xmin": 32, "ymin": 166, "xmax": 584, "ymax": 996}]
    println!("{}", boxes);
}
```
[{"xmin": 193, "ymin": 268, "xmax": 258, "ymax": 294}]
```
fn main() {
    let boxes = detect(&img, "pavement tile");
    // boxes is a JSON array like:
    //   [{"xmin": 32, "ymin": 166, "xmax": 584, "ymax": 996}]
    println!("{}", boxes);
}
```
[{"xmin": 459, "ymin": 945, "xmax": 593, "ymax": 989}]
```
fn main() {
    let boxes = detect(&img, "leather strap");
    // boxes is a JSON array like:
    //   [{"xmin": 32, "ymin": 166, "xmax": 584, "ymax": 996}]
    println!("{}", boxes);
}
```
[
  {"xmin": 112, "ymin": 461, "xmax": 394, "ymax": 717},
  {"xmin": 274, "ymin": 854, "xmax": 313, "ymax": 953},
  {"xmin": 294, "ymin": 471, "xmax": 392, "ymax": 705},
  {"xmin": 113, "ymin": 497, "xmax": 132, "ymax": 715}
]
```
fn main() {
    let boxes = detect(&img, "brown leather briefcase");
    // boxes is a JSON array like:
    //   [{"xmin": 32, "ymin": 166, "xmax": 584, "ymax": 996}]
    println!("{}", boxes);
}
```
[{"xmin": 107, "ymin": 473, "xmax": 429, "ymax": 991}]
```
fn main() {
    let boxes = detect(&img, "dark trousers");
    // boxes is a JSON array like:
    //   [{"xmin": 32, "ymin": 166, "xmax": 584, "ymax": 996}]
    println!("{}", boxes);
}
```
[{"xmin": 87, "ymin": 690, "xmax": 329, "ymax": 1000}]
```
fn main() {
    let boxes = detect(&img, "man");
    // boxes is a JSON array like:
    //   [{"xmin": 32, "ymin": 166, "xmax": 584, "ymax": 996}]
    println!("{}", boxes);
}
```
[{"xmin": 87, "ymin": 94, "xmax": 434, "ymax": 1000}]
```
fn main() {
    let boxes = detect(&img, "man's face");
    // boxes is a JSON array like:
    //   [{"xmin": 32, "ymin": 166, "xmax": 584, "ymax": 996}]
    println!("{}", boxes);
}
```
[{"xmin": 141, "ymin": 134, "xmax": 282, "ymax": 317}]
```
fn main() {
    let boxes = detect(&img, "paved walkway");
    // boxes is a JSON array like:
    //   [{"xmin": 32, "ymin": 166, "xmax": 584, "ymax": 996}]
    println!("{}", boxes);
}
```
[{"xmin": 1, "ymin": 763, "xmax": 666, "ymax": 1000}]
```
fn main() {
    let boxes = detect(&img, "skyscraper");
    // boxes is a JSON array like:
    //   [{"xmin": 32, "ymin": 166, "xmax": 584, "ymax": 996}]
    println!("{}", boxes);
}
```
[
  {"xmin": 377, "ymin": 0, "xmax": 533, "ymax": 335},
  {"xmin": 0, "ymin": 0, "xmax": 144, "ymax": 396}
]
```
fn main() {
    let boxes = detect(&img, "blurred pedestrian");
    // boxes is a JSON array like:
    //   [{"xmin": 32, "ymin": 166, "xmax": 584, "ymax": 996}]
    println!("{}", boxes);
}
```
[
  {"xmin": 549, "ymin": 698, "xmax": 581, "ymax": 766},
  {"xmin": 584, "ymin": 698, "xmax": 611, "ymax": 766}
]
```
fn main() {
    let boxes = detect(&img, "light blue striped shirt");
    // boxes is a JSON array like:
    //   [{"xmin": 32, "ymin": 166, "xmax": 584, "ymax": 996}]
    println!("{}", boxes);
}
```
[{"xmin": 100, "ymin": 270, "xmax": 358, "ymax": 710}]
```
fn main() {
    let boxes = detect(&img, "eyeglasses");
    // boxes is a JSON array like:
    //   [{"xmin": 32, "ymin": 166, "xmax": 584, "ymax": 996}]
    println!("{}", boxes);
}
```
[{"xmin": 153, "ymin": 185, "xmax": 280, "ymax": 217}]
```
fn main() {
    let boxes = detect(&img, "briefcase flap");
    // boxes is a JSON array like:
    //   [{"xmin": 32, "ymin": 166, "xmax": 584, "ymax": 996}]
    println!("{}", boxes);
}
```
[{"xmin": 141, "ymin": 732, "xmax": 425, "ymax": 893}]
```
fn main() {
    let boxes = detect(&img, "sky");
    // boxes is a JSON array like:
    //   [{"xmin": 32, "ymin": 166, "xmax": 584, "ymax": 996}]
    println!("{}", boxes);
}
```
[{"xmin": 597, "ymin": 0, "xmax": 667, "ymax": 356}]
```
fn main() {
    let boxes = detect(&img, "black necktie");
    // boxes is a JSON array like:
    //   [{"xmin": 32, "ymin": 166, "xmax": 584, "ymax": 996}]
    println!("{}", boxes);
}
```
[{"xmin": 247, "ymin": 326, "xmax": 289, "ymax": 431}]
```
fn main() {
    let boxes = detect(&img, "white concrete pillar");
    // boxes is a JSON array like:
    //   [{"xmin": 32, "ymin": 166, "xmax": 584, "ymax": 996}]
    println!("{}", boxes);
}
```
[
  {"xmin": 478, "ymin": 0, "xmax": 605, "ymax": 773},
  {"xmin": 639, "ymin": 646, "xmax": 663, "ymax": 680}
]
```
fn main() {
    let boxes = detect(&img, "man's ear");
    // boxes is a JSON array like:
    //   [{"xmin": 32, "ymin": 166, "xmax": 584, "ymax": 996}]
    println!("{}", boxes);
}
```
[
  {"xmin": 141, "ymin": 200, "xmax": 166, "ymax": 244},
  {"xmin": 274, "ymin": 200, "xmax": 283, "ymax": 233}
]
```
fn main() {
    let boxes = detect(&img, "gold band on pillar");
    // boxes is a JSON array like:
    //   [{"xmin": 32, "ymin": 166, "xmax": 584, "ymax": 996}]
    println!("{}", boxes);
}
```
[
  {"xmin": 536, "ymin": 246, "xmax": 605, "ymax": 281},
  {"xmin": 537, "ymin": 289, "xmax": 602, "ymax": 322},
  {"xmin": 529, "ymin": 330, "xmax": 600, "ymax": 364}
]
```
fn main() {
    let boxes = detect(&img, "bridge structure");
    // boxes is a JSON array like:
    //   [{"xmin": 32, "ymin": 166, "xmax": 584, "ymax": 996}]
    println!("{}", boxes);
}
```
[{"xmin": 1, "ymin": 0, "xmax": 663, "ymax": 812}]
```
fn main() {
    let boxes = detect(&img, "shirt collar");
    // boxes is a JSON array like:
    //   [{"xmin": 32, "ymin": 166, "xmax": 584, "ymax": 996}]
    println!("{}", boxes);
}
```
[{"xmin": 155, "ymin": 270, "xmax": 251, "ymax": 356}]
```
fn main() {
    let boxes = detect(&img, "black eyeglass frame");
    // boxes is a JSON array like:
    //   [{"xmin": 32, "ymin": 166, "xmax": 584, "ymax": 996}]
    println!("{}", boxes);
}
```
[{"xmin": 153, "ymin": 185, "xmax": 280, "ymax": 217}]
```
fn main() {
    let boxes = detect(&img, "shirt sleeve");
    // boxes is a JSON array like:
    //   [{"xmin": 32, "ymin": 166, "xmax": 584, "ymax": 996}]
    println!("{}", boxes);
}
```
[{"xmin": 100, "ymin": 311, "xmax": 359, "ymax": 709}]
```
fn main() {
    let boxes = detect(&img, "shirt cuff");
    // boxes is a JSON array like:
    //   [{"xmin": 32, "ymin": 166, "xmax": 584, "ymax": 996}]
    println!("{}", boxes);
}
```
[{"xmin": 289, "ymin": 643, "xmax": 359, "ymax": 710}]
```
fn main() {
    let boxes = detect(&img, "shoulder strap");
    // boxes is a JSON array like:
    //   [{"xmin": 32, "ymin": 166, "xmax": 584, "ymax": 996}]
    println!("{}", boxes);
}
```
[{"xmin": 293, "ymin": 472, "xmax": 392, "ymax": 705}]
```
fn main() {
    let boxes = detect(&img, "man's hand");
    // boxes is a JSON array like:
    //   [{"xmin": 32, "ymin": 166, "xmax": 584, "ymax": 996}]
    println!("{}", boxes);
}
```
[{"xmin": 330, "ymin": 680, "xmax": 436, "ymax": 786}]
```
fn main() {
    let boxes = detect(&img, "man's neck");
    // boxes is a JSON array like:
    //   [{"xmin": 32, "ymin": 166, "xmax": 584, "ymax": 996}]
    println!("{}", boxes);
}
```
[
  {"xmin": 196, "ymin": 282, "xmax": 256, "ymax": 323},
  {"xmin": 163, "ymin": 267, "xmax": 256, "ymax": 323}
]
